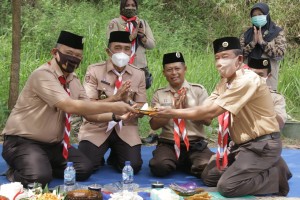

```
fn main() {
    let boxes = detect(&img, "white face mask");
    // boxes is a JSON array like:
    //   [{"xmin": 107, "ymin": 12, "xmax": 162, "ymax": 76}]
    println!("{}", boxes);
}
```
[{"xmin": 111, "ymin": 52, "xmax": 130, "ymax": 68}]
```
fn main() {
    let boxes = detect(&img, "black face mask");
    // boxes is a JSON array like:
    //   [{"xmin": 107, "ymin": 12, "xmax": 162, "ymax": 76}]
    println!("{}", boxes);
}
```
[
  {"xmin": 55, "ymin": 50, "xmax": 81, "ymax": 73},
  {"xmin": 120, "ymin": 8, "xmax": 138, "ymax": 18}
]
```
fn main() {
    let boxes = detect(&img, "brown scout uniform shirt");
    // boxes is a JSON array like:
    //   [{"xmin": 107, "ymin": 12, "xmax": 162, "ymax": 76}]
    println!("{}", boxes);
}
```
[
  {"xmin": 2, "ymin": 61, "xmax": 88, "ymax": 143},
  {"xmin": 78, "ymin": 60, "xmax": 147, "ymax": 147},
  {"xmin": 270, "ymin": 90, "xmax": 287, "ymax": 124},
  {"xmin": 151, "ymin": 80, "xmax": 208, "ymax": 141},
  {"xmin": 107, "ymin": 16, "xmax": 155, "ymax": 69},
  {"xmin": 208, "ymin": 68, "xmax": 279, "ymax": 145}
]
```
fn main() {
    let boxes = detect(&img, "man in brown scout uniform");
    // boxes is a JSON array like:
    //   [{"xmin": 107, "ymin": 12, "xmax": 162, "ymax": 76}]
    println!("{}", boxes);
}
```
[
  {"xmin": 148, "ymin": 52, "xmax": 214, "ymax": 177},
  {"xmin": 107, "ymin": 0, "xmax": 155, "ymax": 89},
  {"xmin": 78, "ymin": 31, "xmax": 146, "ymax": 174},
  {"xmin": 1, "ymin": 31, "xmax": 135, "ymax": 187},
  {"xmin": 248, "ymin": 57, "xmax": 288, "ymax": 129},
  {"xmin": 153, "ymin": 37, "xmax": 291, "ymax": 197}
]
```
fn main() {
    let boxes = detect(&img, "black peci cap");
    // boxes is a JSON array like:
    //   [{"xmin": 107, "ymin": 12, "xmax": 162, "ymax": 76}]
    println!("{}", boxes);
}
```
[
  {"xmin": 108, "ymin": 31, "xmax": 131, "ymax": 44},
  {"xmin": 213, "ymin": 37, "xmax": 241, "ymax": 54},
  {"xmin": 248, "ymin": 57, "xmax": 271, "ymax": 70},
  {"xmin": 163, "ymin": 52, "xmax": 185, "ymax": 65},
  {"xmin": 57, "ymin": 31, "xmax": 84, "ymax": 50}
]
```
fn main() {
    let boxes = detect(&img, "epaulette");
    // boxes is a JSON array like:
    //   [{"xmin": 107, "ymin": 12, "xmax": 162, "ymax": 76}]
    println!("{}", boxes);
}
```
[
  {"xmin": 89, "ymin": 61, "xmax": 106, "ymax": 69},
  {"xmin": 270, "ymin": 89, "xmax": 280, "ymax": 94},
  {"xmin": 128, "ymin": 63, "xmax": 143, "ymax": 71},
  {"xmin": 190, "ymin": 83, "xmax": 204, "ymax": 89},
  {"xmin": 155, "ymin": 87, "xmax": 166, "ymax": 91}
]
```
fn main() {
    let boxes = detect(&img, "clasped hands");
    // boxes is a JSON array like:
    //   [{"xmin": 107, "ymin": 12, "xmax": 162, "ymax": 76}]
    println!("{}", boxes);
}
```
[
  {"xmin": 252, "ymin": 26, "xmax": 265, "ymax": 46},
  {"xmin": 113, "ymin": 80, "xmax": 143, "ymax": 121}
]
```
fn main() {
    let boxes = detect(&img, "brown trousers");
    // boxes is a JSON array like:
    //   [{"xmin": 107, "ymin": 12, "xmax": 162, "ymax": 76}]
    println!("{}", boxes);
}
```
[
  {"xmin": 201, "ymin": 137, "xmax": 291, "ymax": 197},
  {"xmin": 78, "ymin": 129, "xmax": 142, "ymax": 174},
  {"xmin": 149, "ymin": 139, "xmax": 214, "ymax": 177},
  {"xmin": 2, "ymin": 135, "xmax": 93, "ymax": 187}
]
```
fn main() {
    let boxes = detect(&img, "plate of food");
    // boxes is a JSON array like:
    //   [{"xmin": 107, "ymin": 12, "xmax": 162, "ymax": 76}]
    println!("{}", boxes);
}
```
[{"xmin": 136, "ymin": 103, "xmax": 158, "ymax": 115}]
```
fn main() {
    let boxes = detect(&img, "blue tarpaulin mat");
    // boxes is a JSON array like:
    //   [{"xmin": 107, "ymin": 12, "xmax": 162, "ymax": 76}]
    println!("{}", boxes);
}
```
[{"xmin": 0, "ymin": 145, "xmax": 298, "ymax": 199}]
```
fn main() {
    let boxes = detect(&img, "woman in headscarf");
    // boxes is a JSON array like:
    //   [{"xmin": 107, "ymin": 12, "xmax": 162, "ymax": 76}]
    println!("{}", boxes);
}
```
[
  {"xmin": 107, "ymin": 0, "xmax": 156, "ymax": 90},
  {"xmin": 240, "ymin": 2, "xmax": 287, "ymax": 91}
]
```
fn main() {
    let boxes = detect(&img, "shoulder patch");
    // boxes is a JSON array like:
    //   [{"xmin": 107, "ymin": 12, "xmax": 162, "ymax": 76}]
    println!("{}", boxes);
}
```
[
  {"xmin": 109, "ymin": 23, "xmax": 114, "ymax": 30},
  {"xmin": 84, "ymin": 75, "xmax": 90, "ymax": 83}
]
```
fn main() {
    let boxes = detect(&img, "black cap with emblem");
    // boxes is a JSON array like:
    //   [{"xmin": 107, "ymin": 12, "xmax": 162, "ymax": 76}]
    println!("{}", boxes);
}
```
[
  {"xmin": 163, "ymin": 52, "xmax": 185, "ymax": 65},
  {"xmin": 57, "ymin": 30, "xmax": 84, "ymax": 50},
  {"xmin": 248, "ymin": 57, "xmax": 271, "ymax": 71},
  {"xmin": 109, "ymin": 31, "xmax": 131, "ymax": 44},
  {"xmin": 213, "ymin": 37, "xmax": 241, "ymax": 54}
]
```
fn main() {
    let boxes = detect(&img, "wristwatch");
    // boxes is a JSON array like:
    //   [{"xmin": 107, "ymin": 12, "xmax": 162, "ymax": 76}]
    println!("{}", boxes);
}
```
[{"xmin": 112, "ymin": 113, "xmax": 121, "ymax": 122}]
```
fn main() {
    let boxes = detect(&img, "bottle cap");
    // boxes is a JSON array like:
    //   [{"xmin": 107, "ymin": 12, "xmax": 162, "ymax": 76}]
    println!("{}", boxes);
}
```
[
  {"xmin": 88, "ymin": 184, "xmax": 102, "ymax": 192},
  {"xmin": 151, "ymin": 181, "xmax": 164, "ymax": 189},
  {"xmin": 125, "ymin": 161, "xmax": 131, "ymax": 165},
  {"xmin": 67, "ymin": 162, "xmax": 73, "ymax": 167}
]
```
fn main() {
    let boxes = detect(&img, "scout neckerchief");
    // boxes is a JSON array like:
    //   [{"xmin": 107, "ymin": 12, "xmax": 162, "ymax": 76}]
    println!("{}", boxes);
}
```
[
  {"xmin": 216, "ymin": 81, "xmax": 232, "ymax": 170},
  {"xmin": 58, "ymin": 75, "xmax": 71, "ymax": 160},
  {"xmin": 121, "ymin": 15, "xmax": 137, "ymax": 64},
  {"xmin": 106, "ymin": 69, "xmax": 126, "ymax": 133},
  {"xmin": 172, "ymin": 88, "xmax": 189, "ymax": 159},
  {"xmin": 216, "ymin": 111, "xmax": 230, "ymax": 170}
]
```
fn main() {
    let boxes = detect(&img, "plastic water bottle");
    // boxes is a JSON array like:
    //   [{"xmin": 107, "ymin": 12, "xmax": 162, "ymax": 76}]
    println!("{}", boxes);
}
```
[
  {"xmin": 64, "ymin": 162, "xmax": 76, "ymax": 192},
  {"xmin": 122, "ymin": 161, "xmax": 134, "ymax": 191}
]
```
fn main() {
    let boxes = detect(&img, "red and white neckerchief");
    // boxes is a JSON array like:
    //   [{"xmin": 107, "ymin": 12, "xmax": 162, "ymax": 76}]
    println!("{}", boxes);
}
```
[
  {"xmin": 216, "ymin": 81, "xmax": 231, "ymax": 170},
  {"xmin": 121, "ymin": 15, "xmax": 137, "ymax": 64},
  {"xmin": 58, "ymin": 75, "xmax": 71, "ymax": 160},
  {"xmin": 106, "ymin": 69, "xmax": 126, "ymax": 133},
  {"xmin": 243, "ymin": 64, "xmax": 250, "ymax": 69},
  {"xmin": 173, "ymin": 118, "xmax": 189, "ymax": 159},
  {"xmin": 216, "ymin": 111, "xmax": 230, "ymax": 170},
  {"xmin": 172, "ymin": 88, "xmax": 189, "ymax": 159}
]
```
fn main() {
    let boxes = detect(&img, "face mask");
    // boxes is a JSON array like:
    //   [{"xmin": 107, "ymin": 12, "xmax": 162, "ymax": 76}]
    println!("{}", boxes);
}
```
[
  {"xmin": 251, "ymin": 15, "xmax": 267, "ymax": 27},
  {"xmin": 216, "ymin": 57, "xmax": 239, "ymax": 78},
  {"xmin": 55, "ymin": 50, "xmax": 81, "ymax": 73},
  {"xmin": 121, "ymin": 8, "xmax": 137, "ymax": 18},
  {"xmin": 111, "ymin": 52, "xmax": 130, "ymax": 68}
]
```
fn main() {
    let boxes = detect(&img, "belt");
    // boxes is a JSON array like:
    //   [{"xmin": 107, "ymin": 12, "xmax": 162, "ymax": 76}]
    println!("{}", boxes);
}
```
[
  {"xmin": 158, "ymin": 137, "xmax": 203, "ymax": 146},
  {"xmin": 252, "ymin": 132, "xmax": 280, "ymax": 142}
]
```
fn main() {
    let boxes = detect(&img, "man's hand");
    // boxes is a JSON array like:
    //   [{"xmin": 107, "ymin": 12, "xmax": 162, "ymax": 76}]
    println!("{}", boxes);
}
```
[
  {"xmin": 111, "ymin": 102, "xmax": 138, "ymax": 115},
  {"xmin": 113, "ymin": 80, "xmax": 131, "ymax": 102},
  {"xmin": 117, "ymin": 103, "xmax": 143, "ymax": 121},
  {"xmin": 150, "ymin": 106, "xmax": 174, "ymax": 118},
  {"xmin": 173, "ymin": 88, "xmax": 187, "ymax": 109}
]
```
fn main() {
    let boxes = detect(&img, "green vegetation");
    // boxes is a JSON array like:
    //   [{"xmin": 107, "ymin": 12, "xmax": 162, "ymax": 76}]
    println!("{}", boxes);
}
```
[{"xmin": 1, "ymin": 0, "xmax": 300, "ymax": 137}]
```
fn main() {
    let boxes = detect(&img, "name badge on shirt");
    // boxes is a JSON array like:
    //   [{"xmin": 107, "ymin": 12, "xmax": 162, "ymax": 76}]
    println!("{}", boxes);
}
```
[{"xmin": 101, "ymin": 80, "xmax": 110, "ymax": 86}]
